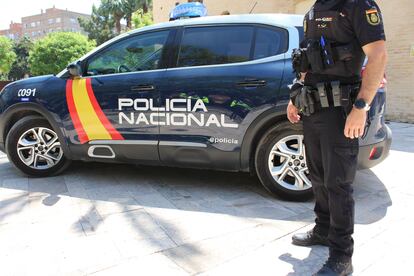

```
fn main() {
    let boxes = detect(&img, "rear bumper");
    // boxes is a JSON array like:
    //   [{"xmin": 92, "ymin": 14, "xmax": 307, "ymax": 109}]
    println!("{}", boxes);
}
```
[{"xmin": 358, "ymin": 124, "xmax": 392, "ymax": 170}]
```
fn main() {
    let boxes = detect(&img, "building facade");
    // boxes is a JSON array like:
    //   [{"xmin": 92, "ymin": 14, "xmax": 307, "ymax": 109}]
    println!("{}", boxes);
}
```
[
  {"xmin": 0, "ymin": 22, "xmax": 23, "ymax": 41},
  {"xmin": 153, "ymin": 0, "xmax": 414, "ymax": 122},
  {"xmin": 1, "ymin": 6, "xmax": 91, "ymax": 41},
  {"xmin": 18, "ymin": 6, "xmax": 90, "ymax": 41}
]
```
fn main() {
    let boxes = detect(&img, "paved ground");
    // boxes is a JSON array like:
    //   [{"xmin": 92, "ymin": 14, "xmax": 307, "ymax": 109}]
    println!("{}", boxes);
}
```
[{"xmin": 0, "ymin": 122, "xmax": 412, "ymax": 276}]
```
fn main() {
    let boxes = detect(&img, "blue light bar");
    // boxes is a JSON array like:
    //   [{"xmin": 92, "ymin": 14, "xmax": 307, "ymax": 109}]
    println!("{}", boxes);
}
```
[{"xmin": 170, "ymin": 2, "xmax": 208, "ymax": 20}]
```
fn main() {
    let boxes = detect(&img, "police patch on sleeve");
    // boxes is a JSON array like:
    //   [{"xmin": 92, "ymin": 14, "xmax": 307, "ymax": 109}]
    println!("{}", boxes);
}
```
[{"xmin": 366, "ymin": 8, "xmax": 381, "ymax": 25}]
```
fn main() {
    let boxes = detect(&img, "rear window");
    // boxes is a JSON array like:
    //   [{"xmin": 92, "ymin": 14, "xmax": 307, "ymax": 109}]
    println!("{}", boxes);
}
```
[
  {"xmin": 176, "ymin": 25, "xmax": 289, "ymax": 68},
  {"xmin": 253, "ymin": 26, "xmax": 288, "ymax": 59},
  {"xmin": 177, "ymin": 26, "xmax": 254, "ymax": 67}
]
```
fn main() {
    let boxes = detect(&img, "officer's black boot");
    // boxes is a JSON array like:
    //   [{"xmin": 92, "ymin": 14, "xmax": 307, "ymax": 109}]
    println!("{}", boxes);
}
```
[
  {"xmin": 313, "ymin": 257, "xmax": 353, "ymax": 276},
  {"xmin": 291, "ymin": 229, "xmax": 329, "ymax": 247}
]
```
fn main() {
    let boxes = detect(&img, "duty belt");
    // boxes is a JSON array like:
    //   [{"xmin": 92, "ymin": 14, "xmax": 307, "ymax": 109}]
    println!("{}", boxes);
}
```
[{"xmin": 311, "ymin": 81, "xmax": 360, "ymax": 109}]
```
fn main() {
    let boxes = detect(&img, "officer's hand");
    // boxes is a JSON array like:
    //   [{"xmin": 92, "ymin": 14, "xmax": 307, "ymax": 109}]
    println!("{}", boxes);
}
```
[
  {"xmin": 287, "ymin": 100, "xmax": 301, "ymax": 124},
  {"xmin": 344, "ymin": 108, "xmax": 367, "ymax": 139}
]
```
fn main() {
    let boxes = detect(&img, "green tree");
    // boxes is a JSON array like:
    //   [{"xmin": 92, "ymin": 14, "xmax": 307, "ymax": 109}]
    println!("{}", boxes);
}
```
[
  {"xmin": 0, "ymin": 36, "xmax": 17, "ymax": 80},
  {"xmin": 29, "ymin": 32, "xmax": 95, "ymax": 76},
  {"xmin": 79, "ymin": 4, "xmax": 116, "ymax": 46},
  {"xmin": 103, "ymin": 0, "xmax": 125, "ymax": 34},
  {"xmin": 132, "ymin": 8, "xmax": 153, "ymax": 29},
  {"xmin": 124, "ymin": 0, "xmax": 151, "ymax": 29},
  {"xmin": 8, "ymin": 36, "xmax": 33, "ymax": 80}
]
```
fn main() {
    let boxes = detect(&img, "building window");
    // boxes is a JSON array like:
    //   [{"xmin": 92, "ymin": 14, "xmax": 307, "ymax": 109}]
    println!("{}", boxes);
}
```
[
  {"xmin": 70, "ymin": 18, "xmax": 77, "ymax": 24},
  {"xmin": 56, "ymin": 18, "xmax": 61, "ymax": 23},
  {"xmin": 48, "ymin": 18, "xmax": 54, "ymax": 24},
  {"xmin": 49, "ymin": 28, "xmax": 54, "ymax": 33},
  {"xmin": 32, "ymin": 31, "xmax": 36, "ymax": 36},
  {"xmin": 31, "ymin": 22, "xmax": 36, "ymax": 27},
  {"xmin": 36, "ymin": 21, "xmax": 41, "ymax": 26}
]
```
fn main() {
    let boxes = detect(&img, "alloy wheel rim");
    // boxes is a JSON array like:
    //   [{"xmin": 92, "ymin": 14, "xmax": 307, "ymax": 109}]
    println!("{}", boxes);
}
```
[
  {"xmin": 268, "ymin": 134, "xmax": 312, "ymax": 191},
  {"xmin": 16, "ymin": 127, "xmax": 63, "ymax": 170}
]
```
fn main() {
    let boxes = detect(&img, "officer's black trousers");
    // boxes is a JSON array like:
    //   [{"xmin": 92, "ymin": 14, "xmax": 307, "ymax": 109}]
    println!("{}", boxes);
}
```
[{"xmin": 303, "ymin": 107, "xmax": 359, "ymax": 260}]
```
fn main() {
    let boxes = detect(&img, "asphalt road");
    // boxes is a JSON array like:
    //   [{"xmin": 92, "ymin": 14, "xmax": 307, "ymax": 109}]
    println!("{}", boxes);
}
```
[{"xmin": 0, "ymin": 122, "xmax": 412, "ymax": 275}]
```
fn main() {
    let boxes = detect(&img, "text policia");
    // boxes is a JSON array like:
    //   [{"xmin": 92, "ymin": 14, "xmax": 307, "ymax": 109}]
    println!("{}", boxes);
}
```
[{"xmin": 118, "ymin": 98, "xmax": 239, "ymax": 128}]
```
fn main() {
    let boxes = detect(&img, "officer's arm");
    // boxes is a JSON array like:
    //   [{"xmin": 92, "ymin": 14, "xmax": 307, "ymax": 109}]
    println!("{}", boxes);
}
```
[{"xmin": 358, "ymin": 40, "xmax": 388, "ymax": 104}]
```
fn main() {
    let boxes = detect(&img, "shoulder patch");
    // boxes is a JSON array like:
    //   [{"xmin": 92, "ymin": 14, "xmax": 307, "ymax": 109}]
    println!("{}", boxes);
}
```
[{"xmin": 366, "ymin": 8, "xmax": 380, "ymax": 25}]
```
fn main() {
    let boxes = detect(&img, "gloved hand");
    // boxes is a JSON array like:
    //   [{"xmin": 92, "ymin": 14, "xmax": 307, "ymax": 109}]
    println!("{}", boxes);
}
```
[
  {"xmin": 296, "ymin": 87, "xmax": 315, "ymax": 116},
  {"xmin": 289, "ymin": 81, "xmax": 315, "ymax": 117}
]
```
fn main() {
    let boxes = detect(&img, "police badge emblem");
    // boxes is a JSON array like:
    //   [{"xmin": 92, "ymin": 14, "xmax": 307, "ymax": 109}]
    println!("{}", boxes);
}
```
[{"xmin": 366, "ymin": 9, "xmax": 380, "ymax": 25}]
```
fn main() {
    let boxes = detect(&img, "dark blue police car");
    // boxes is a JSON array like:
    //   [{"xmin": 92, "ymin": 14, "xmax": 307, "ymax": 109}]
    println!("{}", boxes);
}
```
[{"xmin": 0, "ymin": 14, "xmax": 391, "ymax": 201}]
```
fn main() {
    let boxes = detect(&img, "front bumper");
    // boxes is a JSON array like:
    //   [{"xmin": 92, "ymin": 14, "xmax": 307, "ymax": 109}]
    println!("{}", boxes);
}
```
[{"xmin": 358, "ymin": 124, "xmax": 392, "ymax": 170}]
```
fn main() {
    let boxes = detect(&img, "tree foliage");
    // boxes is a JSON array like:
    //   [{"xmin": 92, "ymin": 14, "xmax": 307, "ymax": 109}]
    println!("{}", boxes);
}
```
[
  {"xmin": 79, "ymin": 4, "xmax": 117, "ymax": 46},
  {"xmin": 0, "ymin": 36, "xmax": 17, "ymax": 80},
  {"xmin": 79, "ymin": 0, "xmax": 153, "ymax": 45},
  {"xmin": 132, "ymin": 8, "xmax": 153, "ymax": 29},
  {"xmin": 8, "ymin": 36, "xmax": 33, "ymax": 80},
  {"xmin": 29, "ymin": 32, "xmax": 95, "ymax": 76}
]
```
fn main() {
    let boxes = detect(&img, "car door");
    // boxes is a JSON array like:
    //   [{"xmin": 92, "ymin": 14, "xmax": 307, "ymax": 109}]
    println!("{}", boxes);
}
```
[
  {"xmin": 72, "ymin": 30, "xmax": 173, "ymax": 163},
  {"xmin": 158, "ymin": 24, "xmax": 288, "ymax": 170}
]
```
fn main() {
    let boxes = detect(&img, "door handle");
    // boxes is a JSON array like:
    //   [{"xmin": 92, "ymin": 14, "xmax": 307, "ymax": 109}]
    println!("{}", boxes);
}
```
[
  {"xmin": 131, "ymin": 84, "xmax": 155, "ymax": 92},
  {"xmin": 237, "ymin": 79, "xmax": 267, "ymax": 88}
]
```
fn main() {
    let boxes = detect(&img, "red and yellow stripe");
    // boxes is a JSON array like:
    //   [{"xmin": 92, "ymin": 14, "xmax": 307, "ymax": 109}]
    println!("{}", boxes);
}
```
[
  {"xmin": 366, "ymin": 9, "xmax": 378, "ymax": 14},
  {"xmin": 66, "ymin": 78, "xmax": 123, "ymax": 144}
]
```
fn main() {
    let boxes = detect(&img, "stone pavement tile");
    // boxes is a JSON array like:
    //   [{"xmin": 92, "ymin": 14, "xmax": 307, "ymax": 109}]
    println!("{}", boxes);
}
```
[
  {"xmin": 1, "ymin": 177, "xmax": 29, "ymax": 191},
  {"xmin": 162, "ymin": 223, "xmax": 287, "ymax": 274},
  {"xmin": 152, "ymin": 210, "xmax": 260, "ymax": 245},
  {"xmin": 96, "ymin": 209, "xmax": 171, "ymax": 241},
  {"xmin": 198, "ymin": 233, "xmax": 328, "ymax": 276},
  {"xmin": 90, "ymin": 252, "xmax": 189, "ymax": 276},
  {"xmin": 28, "ymin": 176, "xmax": 68, "ymax": 195},
  {"xmin": 84, "ymin": 188, "xmax": 142, "ymax": 217},
  {"xmin": 55, "ymin": 234, "xmax": 123, "ymax": 275},
  {"xmin": 111, "ymin": 235, "xmax": 176, "ymax": 259},
  {"xmin": 24, "ymin": 193, "xmax": 89, "ymax": 224},
  {"xmin": 63, "ymin": 168, "xmax": 120, "ymax": 191},
  {"xmin": 0, "ymin": 192, "xmax": 30, "ymax": 225},
  {"xmin": 359, "ymin": 250, "xmax": 410, "ymax": 275}
]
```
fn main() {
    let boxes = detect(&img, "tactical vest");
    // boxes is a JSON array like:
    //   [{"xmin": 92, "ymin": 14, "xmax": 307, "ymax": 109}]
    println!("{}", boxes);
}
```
[{"xmin": 304, "ymin": 0, "xmax": 365, "ymax": 81}]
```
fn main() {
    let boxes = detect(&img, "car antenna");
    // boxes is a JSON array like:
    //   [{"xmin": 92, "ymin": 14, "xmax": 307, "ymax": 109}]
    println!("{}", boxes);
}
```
[{"xmin": 249, "ymin": 1, "xmax": 258, "ymax": 14}]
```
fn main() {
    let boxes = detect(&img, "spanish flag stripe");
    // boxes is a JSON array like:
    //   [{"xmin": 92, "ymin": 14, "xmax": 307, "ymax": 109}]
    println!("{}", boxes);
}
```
[
  {"xmin": 66, "ymin": 80, "xmax": 89, "ymax": 144},
  {"xmin": 366, "ymin": 9, "xmax": 378, "ymax": 14},
  {"xmin": 71, "ymin": 79, "xmax": 112, "ymax": 141},
  {"xmin": 85, "ymin": 78, "xmax": 124, "ymax": 140}
]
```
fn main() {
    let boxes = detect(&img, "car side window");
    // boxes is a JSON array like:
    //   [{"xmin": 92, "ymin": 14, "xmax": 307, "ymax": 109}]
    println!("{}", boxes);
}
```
[
  {"xmin": 86, "ymin": 31, "xmax": 170, "ymax": 76},
  {"xmin": 253, "ymin": 27, "xmax": 288, "ymax": 60},
  {"xmin": 177, "ymin": 26, "xmax": 254, "ymax": 68}
]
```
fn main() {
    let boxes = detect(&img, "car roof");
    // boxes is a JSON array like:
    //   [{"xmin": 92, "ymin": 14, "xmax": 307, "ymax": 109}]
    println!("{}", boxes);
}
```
[{"xmin": 129, "ymin": 13, "xmax": 304, "ymax": 34}]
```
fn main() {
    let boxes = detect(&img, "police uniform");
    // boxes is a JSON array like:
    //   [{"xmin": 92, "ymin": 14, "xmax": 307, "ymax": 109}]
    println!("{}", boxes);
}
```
[{"xmin": 292, "ymin": 0, "xmax": 385, "ymax": 274}]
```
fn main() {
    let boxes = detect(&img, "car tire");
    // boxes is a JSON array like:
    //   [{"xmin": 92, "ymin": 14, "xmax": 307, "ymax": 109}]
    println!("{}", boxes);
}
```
[
  {"xmin": 5, "ymin": 116, "xmax": 71, "ymax": 177},
  {"xmin": 255, "ymin": 121, "xmax": 313, "ymax": 201}
]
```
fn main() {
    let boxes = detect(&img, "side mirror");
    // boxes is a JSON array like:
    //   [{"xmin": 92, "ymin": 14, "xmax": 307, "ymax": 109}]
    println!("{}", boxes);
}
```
[{"xmin": 67, "ymin": 61, "xmax": 82, "ymax": 77}]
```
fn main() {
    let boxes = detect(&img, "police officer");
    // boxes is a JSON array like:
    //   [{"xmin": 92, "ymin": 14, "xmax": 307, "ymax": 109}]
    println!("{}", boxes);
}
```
[{"xmin": 287, "ymin": 0, "xmax": 387, "ymax": 275}]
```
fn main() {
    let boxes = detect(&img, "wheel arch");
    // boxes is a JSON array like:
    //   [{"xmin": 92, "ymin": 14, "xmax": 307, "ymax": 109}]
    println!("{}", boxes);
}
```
[
  {"xmin": 240, "ymin": 105, "xmax": 292, "ymax": 173},
  {"xmin": 0, "ymin": 103, "xmax": 72, "ymax": 158}
]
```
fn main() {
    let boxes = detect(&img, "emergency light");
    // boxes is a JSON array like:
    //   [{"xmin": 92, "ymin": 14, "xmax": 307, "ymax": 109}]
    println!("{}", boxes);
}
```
[{"xmin": 169, "ymin": 2, "xmax": 208, "ymax": 21}]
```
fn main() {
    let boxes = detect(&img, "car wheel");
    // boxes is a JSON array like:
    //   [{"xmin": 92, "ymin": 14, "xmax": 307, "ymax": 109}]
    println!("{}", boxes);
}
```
[
  {"xmin": 255, "ymin": 121, "xmax": 313, "ymax": 201},
  {"xmin": 6, "ymin": 116, "xmax": 71, "ymax": 177}
]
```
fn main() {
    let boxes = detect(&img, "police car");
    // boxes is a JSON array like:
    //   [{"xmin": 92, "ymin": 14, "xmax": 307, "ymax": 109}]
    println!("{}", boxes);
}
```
[{"xmin": 0, "ymin": 14, "xmax": 391, "ymax": 201}]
